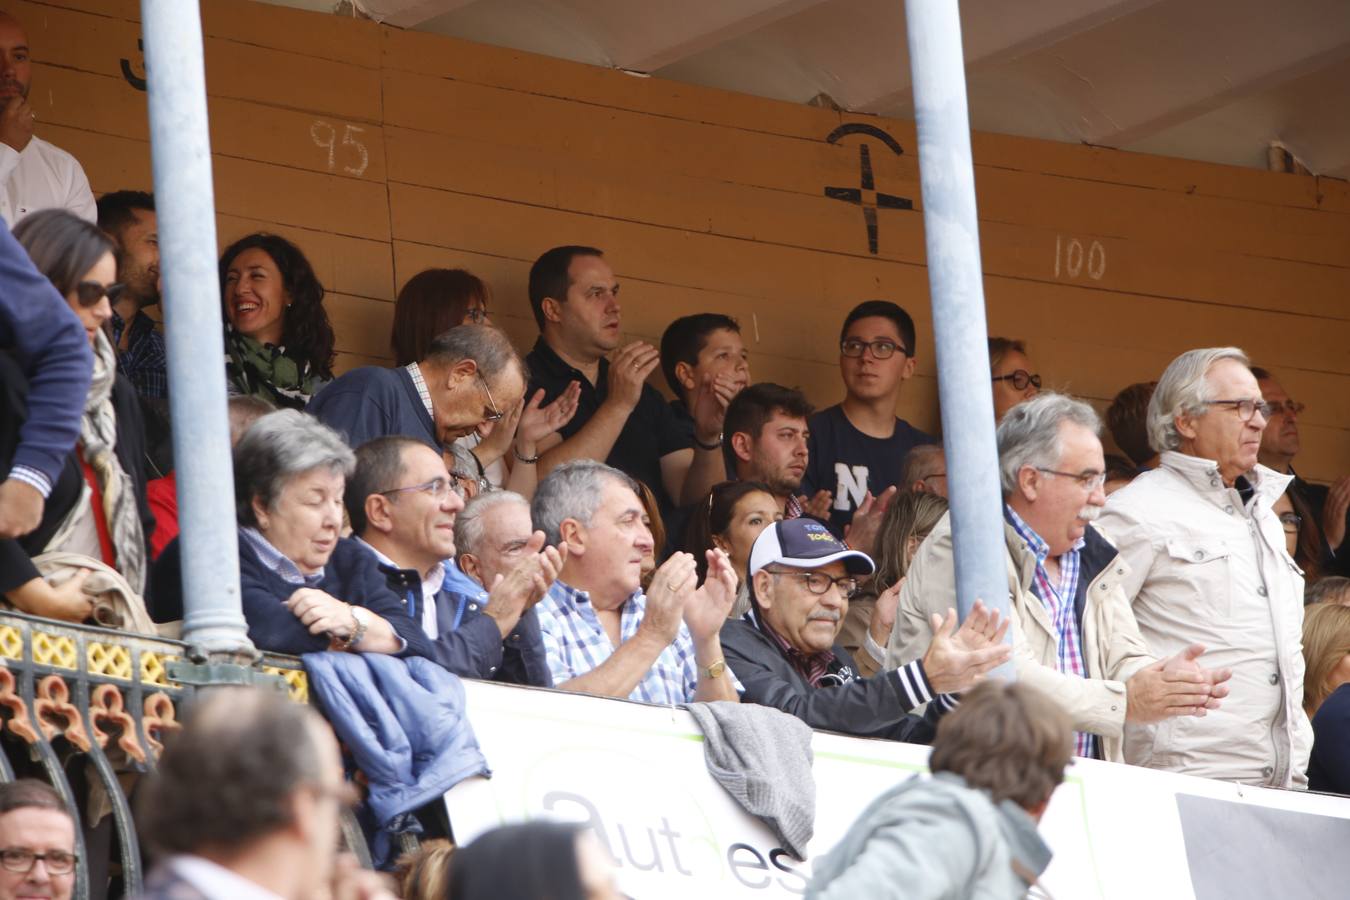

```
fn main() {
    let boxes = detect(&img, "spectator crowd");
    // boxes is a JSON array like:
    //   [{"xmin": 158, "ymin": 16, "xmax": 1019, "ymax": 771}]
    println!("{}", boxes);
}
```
[{"xmin": 1, "ymin": 7, "xmax": 1349, "ymax": 899}]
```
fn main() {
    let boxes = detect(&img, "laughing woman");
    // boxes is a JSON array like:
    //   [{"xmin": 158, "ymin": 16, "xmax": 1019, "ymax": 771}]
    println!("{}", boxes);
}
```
[{"xmin": 220, "ymin": 233, "xmax": 335, "ymax": 409}]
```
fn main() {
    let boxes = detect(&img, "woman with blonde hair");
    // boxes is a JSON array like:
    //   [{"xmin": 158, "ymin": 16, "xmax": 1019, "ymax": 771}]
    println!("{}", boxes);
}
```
[{"xmin": 1302, "ymin": 602, "xmax": 1350, "ymax": 793}]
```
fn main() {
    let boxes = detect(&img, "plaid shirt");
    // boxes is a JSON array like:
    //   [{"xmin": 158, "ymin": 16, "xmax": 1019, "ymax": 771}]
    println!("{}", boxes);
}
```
[
  {"xmin": 1005, "ymin": 505, "xmax": 1098, "ymax": 759},
  {"xmin": 111, "ymin": 310, "xmax": 168, "ymax": 399},
  {"xmin": 537, "ymin": 580, "xmax": 718, "ymax": 705},
  {"xmin": 784, "ymin": 494, "xmax": 804, "ymax": 519}
]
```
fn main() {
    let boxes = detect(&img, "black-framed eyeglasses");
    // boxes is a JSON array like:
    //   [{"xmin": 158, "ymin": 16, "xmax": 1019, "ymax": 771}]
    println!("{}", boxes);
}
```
[
  {"xmin": 764, "ymin": 568, "xmax": 860, "ymax": 599},
  {"xmin": 379, "ymin": 477, "xmax": 457, "ymax": 500},
  {"xmin": 464, "ymin": 306, "xmax": 489, "ymax": 324},
  {"xmin": 992, "ymin": 369, "xmax": 1041, "ymax": 391},
  {"xmin": 0, "ymin": 847, "xmax": 78, "ymax": 875},
  {"xmin": 74, "ymin": 281, "xmax": 123, "ymax": 308},
  {"xmin": 1035, "ymin": 468, "xmax": 1106, "ymax": 492},
  {"xmin": 477, "ymin": 371, "xmax": 504, "ymax": 422},
  {"xmin": 841, "ymin": 338, "xmax": 909, "ymax": 360},
  {"xmin": 1279, "ymin": 512, "xmax": 1302, "ymax": 533},
  {"xmin": 1203, "ymin": 398, "xmax": 1273, "ymax": 423},
  {"xmin": 1265, "ymin": 400, "xmax": 1306, "ymax": 417}
]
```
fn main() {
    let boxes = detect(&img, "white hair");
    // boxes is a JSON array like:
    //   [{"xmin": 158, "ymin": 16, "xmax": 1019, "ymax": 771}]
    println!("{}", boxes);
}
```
[
  {"xmin": 996, "ymin": 392, "xmax": 1101, "ymax": 495},
  {"xmin": 1147, "ymin": 347, "xmax": 1250, "ymax": 453},
  {"xmin": 531, "ymin": 460, "xmax": 638, "ymax": 547},
  {"xmin": 455, "ymin": 490, "xmax": 529, "ymax": 560}
]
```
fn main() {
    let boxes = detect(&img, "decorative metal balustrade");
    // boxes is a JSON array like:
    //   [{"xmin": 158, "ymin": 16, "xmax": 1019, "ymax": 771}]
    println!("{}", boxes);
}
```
[{"xmin": 0, "ymin": 609, "xmax": 310, "ymax": 899}]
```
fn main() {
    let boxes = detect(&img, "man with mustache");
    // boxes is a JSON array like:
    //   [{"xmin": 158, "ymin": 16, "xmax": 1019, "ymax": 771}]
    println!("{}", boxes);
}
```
[
  {"xmin": 1100, "ymin": 349, "xmax": 1311, "ymax": 787},
  {"xmin": 0, "ymin": 12, "xmax": 95, "ymax": 225},
  {"xmin": 720, "ymin": 517, "xmax": 1011, "ymax": 740},
  {"xmin": 524, "ymin": 246, "xmax": 727, "ymax": 521},
  {"xmin": 887, "ymin": 392, "xmax": 1232, "ymax": 764},
  {"xmin": 348, "ymin": 436, "xmax": 562, "ymax": 682}
]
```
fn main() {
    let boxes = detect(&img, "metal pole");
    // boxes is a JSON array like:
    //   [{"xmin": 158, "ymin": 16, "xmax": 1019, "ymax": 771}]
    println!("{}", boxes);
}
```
[
  {"xmin": 903, "ymin": 1, "xmax": 1011, "ymax": 643},
  {"xmin": 142, "ymin": 0, "xmax": 255, "ymax": 660}
]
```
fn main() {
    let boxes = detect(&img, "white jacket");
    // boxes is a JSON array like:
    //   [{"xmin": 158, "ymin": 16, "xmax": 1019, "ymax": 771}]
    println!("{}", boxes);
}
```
[{"xmin": 1098, "ymin": 451, "xmax": 1311, "ymax": 788}]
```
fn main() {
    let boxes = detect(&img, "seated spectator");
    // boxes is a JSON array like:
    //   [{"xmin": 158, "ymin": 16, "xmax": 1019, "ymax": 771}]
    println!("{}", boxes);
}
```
[
  {"xmin": 721, "ymin": 517, "xmax": 1009, "ymax": 742},
  {"xmin": 525, "ymin": 246, "xmax": 724, "ymax": 518},
  {"xmin": 848, "ymin": 491, "xmax": 948, "ymax": 677},
  {"xmin": 1102, "ymin": 453, "xmax": 1137, "ymax": 495},
  {"xmin": 394, "ymin": 838, "xmax": 454, "ymax": 900},
  {"xmin": 532, "ymin": 460, "xmax": 739, "ymax": 704},
  {"xmin": 1106, "ymin": 381, "xmax": 1158, "ymax": 469},
  {"xmin": 96, "ymin": 191, "xmax": 164, "ymax": 401},
  {"xmin": 0, "ymin": 214, "xmax": 91, "ymax": 550},
  {"xmin": 900, "ymin": 443, "xmax": 946, "ymax": 496},
  {"xmin": 146, "ymin": 395, "xmax": 271, "ymax": 559},
  {"xmin": 349, "ymin": 436, "xmax": 562, "ymax": 685},
  {"xmin": 1254, "ymin": 365, "xmax": 1350, "ymax": 578},
  {"xmin": 633, "ymin": 479, "xmax": 666, "ymax": 590},
  {"xmin": 0, "ymin": 779, "xmax": 77, "ymax": 900},
  {"xmin": 1301, "ymin": 603, "xmax": 1350, "ymax": 794},
  {"xmin": 151, "ymin": 411, "xmax": 432, "ymax": 659},
  {"xmin": 219, "ymin": 233, "xmax": 335, "ymax": 410},
  {"xmin": 988, "ymin": 337, "xmax": 1040, "ymax": 423},
  {"xmin": 659, "ymin": 312, "xmax": 751, "ymax": 440},
  {"xmin": 889, "ymin": 392, "xmax": 1231, "ymax": 763},
  {"xmin": 135, "ymin": 688, "xmax": 391, "ymax": 900},
  {"xmin": 802, "ymin": 301, "xmax": 934, "ymax": 532},
  {"xmin": 309, "ymin": 325, "xmax": 538, "ymax": 457},
  {"xmin": 0, "ymin": 11, "xmax": 96, "ymax": 225},
  {"xmin": 724, "ymin": 382, "xmax": 820, "ymax": 518},
  {"xmin": 682, "ymin": 480, "xmax": 782, "ymax": 617},
  {"xmin": 805, "ymin": 681, "xmax": 1070, "ymax": 899},
  {"xmin": 1308, "ymin": 576, "xmax": 1350, "ymax": 607},
  {"xmin": 1099, "ymin": 349, "xmax": 1310, "ymax": 786},
  {"xmin": 8, "ymin": 209, "xmax": 154, "ymax": 609},
  {"xmin": 447, "ymin": 821, "xmax": 620, "ymax": 900}
]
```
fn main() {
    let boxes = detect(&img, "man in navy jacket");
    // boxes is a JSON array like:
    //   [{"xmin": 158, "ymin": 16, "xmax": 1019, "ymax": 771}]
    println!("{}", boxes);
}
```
[{"xmin": 347, "ymin": 435, "xmax": 563, "ymax": 684}]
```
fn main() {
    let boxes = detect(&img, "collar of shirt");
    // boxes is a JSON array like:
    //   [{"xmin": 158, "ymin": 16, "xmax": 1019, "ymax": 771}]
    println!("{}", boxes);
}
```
[
  {"xmin": 784, "ymin": 494, "xmax": 804, "ymax": 519},
  {"xmin": 240, "ymin": 526, "xmax": 324, "ymax": 587},
  {"xmin": 745, "ymin": 606, "xmax": 837, "ymax": 687},
  {"xmin": 530, "ymin": 337, "xmax": 604, "ymax": 390},
  {"xmin": 405, "ymin": 361, "xmax": 436, "ymax": 424},
  {"xmin": 166, "ymin": 855, "xmax": 287, "ymax": 900},
  {"xmin": 355, "ymin": 536, "xmax": 443, "ymax": 638}
]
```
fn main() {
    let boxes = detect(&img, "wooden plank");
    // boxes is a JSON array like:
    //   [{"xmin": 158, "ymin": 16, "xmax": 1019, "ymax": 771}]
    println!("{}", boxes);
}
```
[
  {"xmin": 212, "ymin": 155, "xmax": 391, "ymax": 243},
  {"xmin": 218, "ymin": 215, "xmax": 394, "ymax": 303},
  {"xmin": 334, "ymin": 350, "xmax": 389, "ymax": 377},
  {"xmin": 326, "ymin": 292, "xmax": 395, "ymax": 361}
]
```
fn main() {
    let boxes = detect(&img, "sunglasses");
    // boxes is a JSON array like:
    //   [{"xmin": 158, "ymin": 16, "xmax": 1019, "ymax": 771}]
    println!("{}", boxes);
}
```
[{"xmin": 74, "ymin": 281, "xmax": 123, "ymax": 308}]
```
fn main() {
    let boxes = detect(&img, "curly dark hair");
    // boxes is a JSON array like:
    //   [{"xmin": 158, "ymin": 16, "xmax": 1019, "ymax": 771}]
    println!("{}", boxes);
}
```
[{"xmin": 219, "ymin": 233, "xmax": 336, "ymax": 379}]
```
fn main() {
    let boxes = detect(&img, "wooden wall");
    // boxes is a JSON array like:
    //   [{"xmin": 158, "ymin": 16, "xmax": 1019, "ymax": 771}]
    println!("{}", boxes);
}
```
[{"xmin": 21, "ymin": 0, "xmax": 1350, "ymax": 481}]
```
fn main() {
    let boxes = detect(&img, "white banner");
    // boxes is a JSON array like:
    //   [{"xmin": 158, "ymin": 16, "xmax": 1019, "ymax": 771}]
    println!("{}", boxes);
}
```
[{"xmin": 445, "ymin": 681, "xmax": 1350, "ymax": 899}]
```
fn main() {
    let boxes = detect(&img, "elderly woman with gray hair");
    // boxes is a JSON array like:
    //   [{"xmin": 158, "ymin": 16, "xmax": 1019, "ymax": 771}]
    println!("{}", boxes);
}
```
[
  {"xmin": 150, "ymin": 411, "xmax": 432, "ymax": 658},
  {"xmin": 1098, "ymin": 347, "xmax": 1311, "ymax": 788}
]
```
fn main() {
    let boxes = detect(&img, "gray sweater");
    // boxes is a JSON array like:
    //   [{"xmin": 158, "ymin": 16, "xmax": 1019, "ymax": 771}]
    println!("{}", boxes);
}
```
[{"xmin": 806, "ymin": 772, "xmax": 1052, "ymax": 900}]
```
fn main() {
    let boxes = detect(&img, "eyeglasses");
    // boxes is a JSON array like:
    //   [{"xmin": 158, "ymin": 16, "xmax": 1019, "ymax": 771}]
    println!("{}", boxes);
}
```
[
  {"xmin": 1035, "ymin": 468, "xmax": 1107, "ymax": 492},
  {"xmin": 1203, "ymin": 399, "xmax": 1273, "ymax": 423},
  {"xmin": 764, "ymin": 568, "xmax": 860, "ymax": 599},
  {"xmin": 476, "ymin": 371, "xmax": 504, "ymax": 422},
  {"xmin": 992, "ymin": 370, "xmax": 1041, "ymax": 391},
  {"xmin": 449, "ymin": 469, "xmax": 491, "ymax": 498},
  {"xmin": 0, "ymin": 847, "xmax": 78, "ymax": 875},
  {"xmin": 464, "ymin": 306, "xmax": 489, "ymax": 324},
  {"xmin": 1279, "ymin": 512, "xmax": 1302, "ymax": 533},
  {"xmin": 379, "ymin": 477, "xmax": 456, "ymax": 500},
  {"xmin": 74, "ymin": 281, "xmax": 123, "ymax": 308},
  {"xmin": 841, "ymin": 338, "xmax": 909, "ymax": 360},
  {"xmin": 1265, "ymin": 400, "xmax": 1306, "ymax": 417}
]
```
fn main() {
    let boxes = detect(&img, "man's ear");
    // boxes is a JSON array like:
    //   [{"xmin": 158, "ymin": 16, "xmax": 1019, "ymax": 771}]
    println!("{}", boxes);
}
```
[
  {"xmin": 459, "ymin": 552, "xmax": 481, "ymax": 585},
  {"xmin": 559, "ymin": 517, "xmax": 585, "ymax": 556},
  {"xmin": 363, "ymin": 494, "xmax": 395, "ymax": 536},
  {"xmin": 729, "ymin": 431, "xmax": 753, "ymax": 465},
  {"xmin": 751, "ymin": 570, "xmax": 774, "ymax": 611},
  {"xmin": 447, "ymin": 357, "xmax": 478, "ymax": 387},
  {"xmin": 900, "ymin": 354, "xmax": 917, "ymax": 380},
  {"xmin": 675, "ymin": 360, "xmax": 697, "ymax": 394},
  {"xmin": 1174, "ymin": 411, "xmax": 1200, "ymax": 441},
  {"xmin": 1016, "ymin": 465, "xmax": 1040, "ymax": 503},
  {"xmin": 541, "ymin": 296, "xmax": 565, "ymax": 326}
]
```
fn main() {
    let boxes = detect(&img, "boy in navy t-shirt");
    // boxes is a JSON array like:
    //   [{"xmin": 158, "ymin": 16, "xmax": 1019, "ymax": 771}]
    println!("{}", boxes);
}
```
[{"xmin": 802, "ymin": 300, "xmax": 936, "ymax": 532}]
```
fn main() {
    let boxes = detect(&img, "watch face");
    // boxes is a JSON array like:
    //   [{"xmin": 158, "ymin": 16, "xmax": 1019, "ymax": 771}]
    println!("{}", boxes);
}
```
[{"xmin": 351, "ymin": 606, "xmax": 371, "ymax": 624}]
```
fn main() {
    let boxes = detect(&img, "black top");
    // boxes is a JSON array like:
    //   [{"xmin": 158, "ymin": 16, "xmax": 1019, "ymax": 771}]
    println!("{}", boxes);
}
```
[
  {"xmin": 525, "ymin": 338, "xmax": 691, "ymax": 515},
  {"xmin": 801, "ymin": 404, "xmax": 936, "ymax": 531},
  {"xmin": 1291, "ymin": 470, "xmax": 1350, "ymax": 578},
  {"xmin": 1310, "ymin": 683, "xmax": 1350, "ymax": 795}
]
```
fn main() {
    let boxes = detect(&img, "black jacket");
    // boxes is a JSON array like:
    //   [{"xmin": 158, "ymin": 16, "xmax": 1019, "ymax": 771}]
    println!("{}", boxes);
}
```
[{"xmin": 720, "ymin": 615, "xmax": 939, "ymax": 743}]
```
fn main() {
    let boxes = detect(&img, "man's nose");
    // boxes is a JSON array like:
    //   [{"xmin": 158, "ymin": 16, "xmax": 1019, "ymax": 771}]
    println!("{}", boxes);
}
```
[{"xmin": 443, "ymin": 488, "xmax": 465, "ymax": 513}]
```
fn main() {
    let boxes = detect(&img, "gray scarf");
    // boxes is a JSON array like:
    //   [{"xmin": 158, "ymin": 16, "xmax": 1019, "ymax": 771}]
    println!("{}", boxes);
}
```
[{"xmin": 81, "ymin": 331, "xmax": 146, "ymax": 595}]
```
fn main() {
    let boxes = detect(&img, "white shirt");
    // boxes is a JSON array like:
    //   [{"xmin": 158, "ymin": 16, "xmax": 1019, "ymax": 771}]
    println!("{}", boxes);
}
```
[
  {"xmin": 0, "ymin": 135, "xmax": 96, "ymax": 226},
  {"xmin": 165, "ymin": 855, "xmax": 286, "ymax": 900},
  {"xmin": 355, "ymin": 536, "xmax": 442, "ymax": 639}
]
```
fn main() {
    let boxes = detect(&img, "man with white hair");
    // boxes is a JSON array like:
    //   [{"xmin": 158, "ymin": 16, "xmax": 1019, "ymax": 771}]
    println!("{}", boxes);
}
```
[
  {"xmin": 1099, "ymin": 348, "xmax": 1311, "ymax": 787},
  {"xmin": 887, "ymin": 392, "xmax": 1230, "ymax": 762}
]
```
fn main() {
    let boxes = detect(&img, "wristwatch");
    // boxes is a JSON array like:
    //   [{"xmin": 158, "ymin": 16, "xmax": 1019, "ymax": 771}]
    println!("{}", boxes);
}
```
[
  {"xmin": 694, "ymin": 432, "xmax": 723, "ymax": 451},
  {"xmin": 338, "ymin": 606, "xmax": 369, "ymax": 651},
  {"xmin": 703, "ymin": 659, "xmax": 727, "ymax": 680}
]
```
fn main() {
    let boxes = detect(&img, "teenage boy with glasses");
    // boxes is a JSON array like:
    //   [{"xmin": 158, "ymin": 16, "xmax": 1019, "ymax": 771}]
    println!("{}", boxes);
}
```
[{"xmin": 801, "ymin": 300, "xmax": 937, "ymax": 535}]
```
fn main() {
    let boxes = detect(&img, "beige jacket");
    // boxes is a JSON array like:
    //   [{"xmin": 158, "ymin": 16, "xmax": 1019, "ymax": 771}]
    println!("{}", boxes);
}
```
[
  {"xmin": 885, "ymin": 511, "xmax": 1154, "ymax": 762},
  {"xmin": 1097, "ymin": 451, "xmax": 1311, "ymax": 788}
]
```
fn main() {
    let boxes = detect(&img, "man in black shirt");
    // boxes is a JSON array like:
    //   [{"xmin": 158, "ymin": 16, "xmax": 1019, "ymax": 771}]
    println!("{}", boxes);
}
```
[
  {"xmin": 802, "ymin": 300, "xmax": 936, "ymax": 532},
  {"xmin": 524, "ymin": 246, "xmax": 727, "ymax": 518}
]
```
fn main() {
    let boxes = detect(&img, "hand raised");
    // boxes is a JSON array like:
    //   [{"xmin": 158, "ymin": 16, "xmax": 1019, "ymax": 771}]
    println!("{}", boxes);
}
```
[
  {"xmin": 868, "ymin": 577, "xmax": 905, "ymax": 647},
  {"xmin": 518, "ymin": 382, "xmax": 581, "ymax": 448},
  {"xmin": 842, "ymin": 486, "xmax": 897, "ymax": 557},
  {"xmin": 606, "ymin": 342, "xmax": 660, "ymax": 413},
  {"xmin": 1126, "ymin": 643, "xmax": 1228, "ymax": 723},
  {"xmin": 920, "ymin": 603, "xmax": 1011, "ymax": 694},
  {"xmin": 800, "ymin": 490, "xmax": 833, "ymax": 520},
  {"xmin": 684, "ymin": 548, "xmax": 738, "ymax": 640},
  {"xmin": 1322, "ymin": 476, "xmax": 1350, "ymax": 551},
  {"xmin": 638, "ymin": 551, "xmax": 695, "ymax": 646}
]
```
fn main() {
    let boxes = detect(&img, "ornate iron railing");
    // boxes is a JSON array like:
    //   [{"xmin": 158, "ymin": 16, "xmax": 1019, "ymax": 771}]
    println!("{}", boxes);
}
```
[{"xmin": 0, "ymin": 609, "xmax": 310, "ymax": 899}]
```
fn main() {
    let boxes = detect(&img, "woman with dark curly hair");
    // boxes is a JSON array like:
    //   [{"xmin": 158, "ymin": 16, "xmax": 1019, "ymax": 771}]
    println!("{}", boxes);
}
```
[{"xmin": 219, "ymin": 233, "xmax": 335, "ymax": 409}]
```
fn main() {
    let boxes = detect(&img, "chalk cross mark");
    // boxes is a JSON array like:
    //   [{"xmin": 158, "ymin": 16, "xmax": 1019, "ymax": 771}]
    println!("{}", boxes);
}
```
[{"xmin": 824, "ymin": 123, "xmax": 913, "ymax": 255}]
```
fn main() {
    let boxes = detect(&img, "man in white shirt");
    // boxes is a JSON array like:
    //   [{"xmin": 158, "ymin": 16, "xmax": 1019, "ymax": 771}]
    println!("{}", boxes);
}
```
[{"xmin": 0, "ymin": 13, "xmax": 96, "ymax": 226}]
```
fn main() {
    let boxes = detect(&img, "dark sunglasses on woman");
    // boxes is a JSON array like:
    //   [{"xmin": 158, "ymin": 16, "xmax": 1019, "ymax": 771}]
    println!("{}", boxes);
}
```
[{"xmin": 74, "ymin": 281, "xmax": 123, "ymax": 307}]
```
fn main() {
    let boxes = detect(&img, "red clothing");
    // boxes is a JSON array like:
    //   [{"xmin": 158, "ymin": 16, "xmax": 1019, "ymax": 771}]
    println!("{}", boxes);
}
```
[
  {"xmin": 146, "ymin": 472, "xmax": 178, "ymax": 560},
  {"xmin": 78, "ymin": 448, "xmax": 116, "ymax": 569}
]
